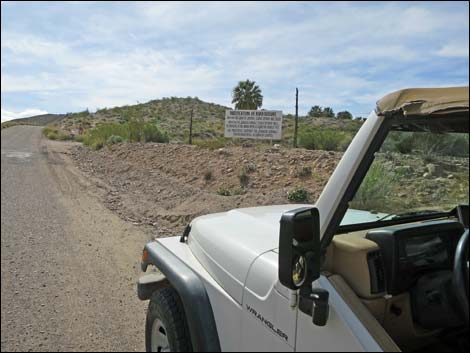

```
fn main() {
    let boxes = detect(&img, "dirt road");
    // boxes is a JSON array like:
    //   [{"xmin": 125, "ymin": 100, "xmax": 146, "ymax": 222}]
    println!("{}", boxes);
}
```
[{"xmin": 1, "ymin": 126, "xmax": 149, "ymax": 352}]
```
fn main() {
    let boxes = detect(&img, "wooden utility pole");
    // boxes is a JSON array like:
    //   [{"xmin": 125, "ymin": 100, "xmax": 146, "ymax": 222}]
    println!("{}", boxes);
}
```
[
  {"xmin": 189, "ymin": 107, "xmax": 194, "ymax": 145},
  {"xmin": 293, "ymin": 87, "xmax": 299, "ymax": 148}
]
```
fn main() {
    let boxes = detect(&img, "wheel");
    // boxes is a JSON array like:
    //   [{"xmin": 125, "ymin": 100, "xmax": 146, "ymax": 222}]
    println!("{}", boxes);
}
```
[{"xmin": 145, "ymin": 287, "xmax": 193, "ymax": 352}]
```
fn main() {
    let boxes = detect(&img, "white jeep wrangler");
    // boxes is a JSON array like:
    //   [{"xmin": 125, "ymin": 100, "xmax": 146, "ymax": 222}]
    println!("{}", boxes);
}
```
[{"xmin": 138, "ymin": 87, "xmax": 469, "ymax": 352}]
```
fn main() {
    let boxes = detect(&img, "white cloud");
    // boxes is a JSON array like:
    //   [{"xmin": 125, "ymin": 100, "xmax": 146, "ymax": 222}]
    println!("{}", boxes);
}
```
[
  {"xmin": 1, "ymin": 108, "xmax": 48, "ymax": 123},
  {"xmin": 436, "ymin": 43, "xmax": 470, "ymax": 58},
  {"xmin": 1, "ymin": 2, "xmax": 468, "ymax": 116}
]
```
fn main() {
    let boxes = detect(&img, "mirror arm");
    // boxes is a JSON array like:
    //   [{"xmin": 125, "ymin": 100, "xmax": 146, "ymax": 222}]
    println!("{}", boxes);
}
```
[{"xmin": 298, "ymin": 287, "xmax": 330, "ymax": 326}]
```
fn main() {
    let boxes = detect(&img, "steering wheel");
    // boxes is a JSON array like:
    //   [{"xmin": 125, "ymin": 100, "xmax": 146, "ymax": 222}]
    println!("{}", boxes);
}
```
[{"xmin": 452, "ymin": 229, "xmax": 469, "ymax": 326}]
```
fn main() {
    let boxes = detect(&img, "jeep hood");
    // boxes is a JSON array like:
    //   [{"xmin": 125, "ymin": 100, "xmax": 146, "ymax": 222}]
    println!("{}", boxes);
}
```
[{"xmin": 187, "ymin": 205, "xmax": 383, "ymax": 304}]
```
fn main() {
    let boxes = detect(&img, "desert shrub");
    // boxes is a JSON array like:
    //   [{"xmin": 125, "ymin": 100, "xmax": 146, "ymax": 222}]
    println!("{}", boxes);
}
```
[
  {"xmin": 239, "ymin": 171, "xmax": 250, "ymax": 188},
  {"xmin": 74, "ymin": 135, "xmax": 85, "ymax": 143},
  {"xmin": 299, "ymin": 129, "xmax": 347, "ymax": 151},
  {"xmin": 383, "ymin": 132, "xmax": 469, "ymax": 157},
  {"xmin": 127, "ymin": 117, "xmax": 145, "ymax": 142},
  {"xmin": 350, "ymin": 161, "xmax": 396, "ymax": 212},
  {"xmin": 47, "ymin": 132, "xmax": 58, "ymax": 140},
  {"xmin": 287, "ymin": 188, "xmax": 309, "ymax": 202},
  {"xmin": 83, "ymin": 123, "xmax": 128, "ymax": 149},
  {"xmin": 296, "ymin": 166, "xmax": 312, "ymax": 178},
  {"xmin": 43, "ymin": 126, "xmax": 59, "ymax": 138},
  {"xmin": 142, "ymin": 123, "xmax": 169, "ymax": 143},
  {"xmin": 204, "ymin": 170, "xmax": 213, "ymax": 182},
  {"xmin": 1, "ymin": 121, "xmax": 31, "ymax": 129},
  {"xmin": 107, "ymin": 135, "xmax": 124, "ymax": 145},
  {"xmin": 231, "ymin": 188, "xmax": 247, "ymax": 196},
  {"xmin": 243, "ymin": 163, "xmax": 257, "ymax": 173},
  {"xmin": 217, "ymin": 187, "xmax": 231, "ymax": 196},
  {"xmin": 56, "ymin": 132, "xmax": 74, "ymax": 141},
  {"xmin": 83, "ymin": 121, "xmax": 168, "ymax": 149},
  {"xmin": 43, "ymin": 126, "xmax": 72, "ymax": 140}
]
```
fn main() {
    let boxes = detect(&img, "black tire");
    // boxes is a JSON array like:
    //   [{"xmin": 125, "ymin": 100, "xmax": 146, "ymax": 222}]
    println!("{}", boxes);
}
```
[{"xmin": 145, "ymin": 287, "xmax": 193, "ymax": 352}]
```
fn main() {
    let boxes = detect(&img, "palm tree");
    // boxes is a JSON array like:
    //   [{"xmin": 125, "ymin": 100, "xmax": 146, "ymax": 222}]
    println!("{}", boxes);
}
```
[{"xmin": 231, "ymin": 80, "xmax": 263, "ymax": 110}]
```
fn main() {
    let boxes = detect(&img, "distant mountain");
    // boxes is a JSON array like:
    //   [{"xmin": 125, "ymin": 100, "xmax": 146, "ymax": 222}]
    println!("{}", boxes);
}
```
[{"xmin": 11, "ymin": 113, "xmax": 65, "ymax": 126}]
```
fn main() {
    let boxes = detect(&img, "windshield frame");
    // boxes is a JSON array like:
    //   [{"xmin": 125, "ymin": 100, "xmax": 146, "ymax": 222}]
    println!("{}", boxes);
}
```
[{"xmin": 319, "ymin": 112, "xmax": 469, "ymax": 252}]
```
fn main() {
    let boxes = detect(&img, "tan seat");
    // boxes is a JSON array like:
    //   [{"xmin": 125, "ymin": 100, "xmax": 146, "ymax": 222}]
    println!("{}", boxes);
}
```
[{"xmin": 328, "ymin": 275, "xmax": 401, "ymax": 352}]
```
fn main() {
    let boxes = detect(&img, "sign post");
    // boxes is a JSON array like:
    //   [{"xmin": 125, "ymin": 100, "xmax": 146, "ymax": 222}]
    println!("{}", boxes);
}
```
[
  {"xmin": 294, "ymin": 88, "xmax": 299, "ymax": 148},
  {"xmin": 224, "ymin": 110, "xmax": 283, "ymax": 140},
  {"xmin": 189, "ymin": 108, "xmax": 193, "ymax": 145}
]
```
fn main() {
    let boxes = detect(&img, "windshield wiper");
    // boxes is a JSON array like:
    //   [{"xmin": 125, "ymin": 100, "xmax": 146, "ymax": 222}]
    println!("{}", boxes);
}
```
[{"xmin": 378, "ymin": 210, "xmax": 443, "ymax": 221}]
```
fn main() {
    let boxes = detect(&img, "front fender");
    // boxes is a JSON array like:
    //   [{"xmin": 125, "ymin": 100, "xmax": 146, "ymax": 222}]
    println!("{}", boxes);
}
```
[{"xmin": 140, "ymin": 241, "xmax": 221, "ymax": 352}]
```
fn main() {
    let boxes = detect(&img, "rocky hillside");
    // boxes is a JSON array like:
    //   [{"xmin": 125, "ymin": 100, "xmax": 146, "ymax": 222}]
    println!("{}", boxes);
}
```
[
  {"xmin": 10, "ymin": 113, "xmax": 65, "ymax": 126},
  {"xmin": 48, "ymin": 97, "xmax": 363, "ymax": 146}
]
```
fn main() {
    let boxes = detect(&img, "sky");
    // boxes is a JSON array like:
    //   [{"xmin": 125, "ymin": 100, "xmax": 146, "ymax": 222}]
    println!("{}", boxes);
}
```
[{"xmin": 1, "ymin": 1, "xmax": 469, "ymax": 122}]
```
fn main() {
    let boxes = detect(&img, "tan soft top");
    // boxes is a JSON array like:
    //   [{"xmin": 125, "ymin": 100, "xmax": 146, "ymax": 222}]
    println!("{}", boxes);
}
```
[{"xmin": 376, "ymin": 87, "xmax": 469, "ymax": 117}]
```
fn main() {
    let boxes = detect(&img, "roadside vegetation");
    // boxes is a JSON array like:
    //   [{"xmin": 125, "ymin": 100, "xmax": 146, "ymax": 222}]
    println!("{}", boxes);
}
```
[
  {"xmin": 82, "ymin": 117, "xmax": 169, "ymax": 150},
  {"xmin": 299, "ymin": 128, "xmax": 352, "ymax": 151},
  {"xmin": 350, "ymin": 131, "xmax": 469, "ymax": 213},
  {"xmin": 287, "ymin": 188, "xmax": 309, "ymax": 202},
  {"xmin": 2, "ymin": 121, "xmax": 36, "ymax": 129},
  {"xmin": 42, "ymin": 126, "xmax": 74, "ymax": 140}
]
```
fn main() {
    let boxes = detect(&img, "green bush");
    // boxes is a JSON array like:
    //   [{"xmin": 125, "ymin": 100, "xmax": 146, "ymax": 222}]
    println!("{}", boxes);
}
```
[
  {"xmin": 382, "ymin": 132, "xmax": 469, "ymax": 157},
  {"xmin": 83, "ymin": 121, "xmax": 168, "ymax": 149},
  {"xmin": 350, "ymin": 161, "xmax": 396, "ymax": 212},
  {"xmin": 142, "ymin": 123, "xmax": 169, "ymax": 143},
  {"xmin": 296, "ymin": 166, "xmax": 312, "ymax": 178},
  {"xmin": 239, "ymin": 171, "xmax": 250, "ymax": 188},
  {"xmin": 299, "ymin": 129, "xmax": 348, "ymax": 151},
  {"xmin": 217, "ymin": 187, "xmax": 231, "ymax": 196},
  {"xmin": 83, "ymin": 123, "xmax": 128, "ymax": 149},
  {"xmin": 1, "ymin": 121, "xmax": 31, "ymax": 129},
  {"xmin": 204, "ymin": 170, "xmax": 213, "ymax": 182},
  {"xmin": 243, "ymin": 163, "xmax": 257, "ymax": 173},
  {"xmin": 127, "ymin": 117, "xmax": 144, "ymax": 142},
  {"xmin": 43, "ymin": 126, "xmax": 72, "ymax": 140},
  {"xmin": 74, "ymin": 135, "xmax": 85, "ymax": 143},
  {"xmin": 43, "ymin": 126, "xmax": 58, "ymax": 138},
  {"xmin": 107, "ymin": 135, "xmax": 124, "ymax": 145},
  {"xmin": 216, "ymin": 187, "xmax": 246, "ymax": 196},
  {"xmin": 47, "ymin": 132, "xmax": 58, "ymax": 140},
  {"xmin": 287, "ymin": 188, "xmax": 309, "ymax": 202},
  {"xmin": 56, "ymin": 132, "xmax": 74, "ymax": 141}
]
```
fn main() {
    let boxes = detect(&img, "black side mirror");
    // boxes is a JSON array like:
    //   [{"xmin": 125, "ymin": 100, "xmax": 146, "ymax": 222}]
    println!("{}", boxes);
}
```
[
  {"xmin": 278, "ymin": 207, "xmax": 329, "ymax": 326},
  {"xmin": 278, "ymin": 207, "xmax": 321, "ymax": 290}
]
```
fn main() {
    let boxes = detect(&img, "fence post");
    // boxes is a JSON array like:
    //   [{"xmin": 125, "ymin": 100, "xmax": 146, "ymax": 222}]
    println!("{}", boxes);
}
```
[
  {"xmin": 294, "ymin": 88, "xmax": 299, "ymax": 148},
  {"xmin": 189, "ymin": 108, "xmax": 193, "ymax": 145}
]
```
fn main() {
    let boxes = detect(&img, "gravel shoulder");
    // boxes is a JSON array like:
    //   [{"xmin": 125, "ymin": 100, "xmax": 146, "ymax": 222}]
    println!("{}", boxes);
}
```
[{"xmin": 1, "ymin": 126, "xmax": 150, "ymax": 352}]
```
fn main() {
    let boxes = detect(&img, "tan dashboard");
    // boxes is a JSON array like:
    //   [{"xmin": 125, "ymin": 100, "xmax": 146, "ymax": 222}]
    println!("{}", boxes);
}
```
[{"xmin": 323, "ymin": 232, "xmax": 383, "ymax": 299}]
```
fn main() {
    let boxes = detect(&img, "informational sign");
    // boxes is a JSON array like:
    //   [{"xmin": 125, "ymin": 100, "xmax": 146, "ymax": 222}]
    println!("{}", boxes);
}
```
[{"xmin": 224, "ymin": 110, "xmax": 283, "ymax": 140}]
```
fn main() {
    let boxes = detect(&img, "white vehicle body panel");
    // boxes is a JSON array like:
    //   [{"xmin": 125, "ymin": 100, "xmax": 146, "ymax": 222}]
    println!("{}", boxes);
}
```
[
  {"xmin": 157, "ymin": 236, "xmax": 382, "ymax": 352},
  {"xmin": 188, "ymin": 203, "xmax": 387, "ymax": 306},
  {"xmin": 242, "ymin": 251, "xmax": 296, "ymax": 351},
  {"xmin": 188, "ymin": 205, "xmax": 308, "ymax": 304},
  {"xmin": 296, "ymin": 277, "xmax": 382, "ymax": 352}
]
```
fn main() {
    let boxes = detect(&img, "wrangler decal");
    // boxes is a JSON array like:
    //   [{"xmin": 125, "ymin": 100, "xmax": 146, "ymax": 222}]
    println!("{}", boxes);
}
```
[{"xmin": 246, "ymin": 304, "xmax": 289, "ymax": 342}]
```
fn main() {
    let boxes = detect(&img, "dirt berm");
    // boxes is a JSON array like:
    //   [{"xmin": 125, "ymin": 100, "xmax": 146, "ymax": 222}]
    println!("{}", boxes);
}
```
[{"xmin": 71, "ymin": 143, "xmax": 342, "ymax": 237}]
